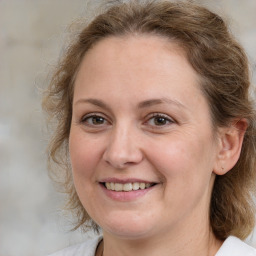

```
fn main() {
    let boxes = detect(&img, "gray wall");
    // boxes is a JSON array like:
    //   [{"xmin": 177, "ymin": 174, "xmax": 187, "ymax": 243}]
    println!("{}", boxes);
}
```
[{"xmin": 0, "ymin": 1, "xmax": 255, "ymax": 255}]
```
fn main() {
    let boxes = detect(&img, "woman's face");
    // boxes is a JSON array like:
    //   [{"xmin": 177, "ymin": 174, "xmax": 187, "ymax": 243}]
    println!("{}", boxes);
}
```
[{"xmin": 69, "ymin": 35, "xmax": 220, "ymax": 239}]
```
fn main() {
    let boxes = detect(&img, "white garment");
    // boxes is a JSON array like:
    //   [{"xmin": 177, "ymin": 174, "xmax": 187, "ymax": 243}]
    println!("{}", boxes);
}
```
[
  {"xmin": 48, "ymin": 236, "xmax": 102, "ymax": 256},
  {"xmin": 216, "ymin": 236, "xmax": 256, "ymax": 256},
  {"xmin": 48, "ymin": 236, "xmax": 256, "ymax": 256}
]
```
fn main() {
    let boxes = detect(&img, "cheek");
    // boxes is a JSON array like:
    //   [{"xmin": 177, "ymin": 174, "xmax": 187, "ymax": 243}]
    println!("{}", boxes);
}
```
[
  {"xmin": 69, "ymin": 129, "xmax": 102, "ymax": 180},
  {"xmin": 145, "ymin": 133, "xmax": 215, "ymax": 183},
  {"xmin": 147, "ymin": 136, "xmax": 215, "ymax": 213},
  {"xmin": 148, "ymin": 140, "xmax": 197, "ymax": 171}
]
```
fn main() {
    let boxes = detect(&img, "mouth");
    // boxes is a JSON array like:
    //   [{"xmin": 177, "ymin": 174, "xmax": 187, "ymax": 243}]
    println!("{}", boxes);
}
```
[{"xmin": 101, "ymin": 182, "xmax": 156, "ymax": 192}]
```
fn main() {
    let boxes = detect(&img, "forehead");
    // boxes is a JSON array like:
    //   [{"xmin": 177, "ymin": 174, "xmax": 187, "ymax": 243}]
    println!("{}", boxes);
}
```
[
  {"xmin": 85, "ymin": 34, "xmax": 184, "ymax": 62},
  {"xmin": 73, "ymin": 35, "xmax": 206, "ymax": 111},
  {"xmin": 75, "ymin": 35, "xmax": 200, "ymax": 89}
]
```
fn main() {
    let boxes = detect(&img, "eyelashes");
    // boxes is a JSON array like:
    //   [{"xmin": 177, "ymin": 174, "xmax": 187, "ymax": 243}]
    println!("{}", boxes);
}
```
[
  {"xmin": 80, "ymin": 112, "xmax": 176, "ymax": 131},
  {"xmin": 81, "ymin": 113, "xmax": 110, "ymax": 127},
  {"xmin": 146, "ymin": 113, "xmax": 175, "ymax": 127},
  {"xmin": 82, "ymin": 114, "xmax": 108, "ymax": 126}
]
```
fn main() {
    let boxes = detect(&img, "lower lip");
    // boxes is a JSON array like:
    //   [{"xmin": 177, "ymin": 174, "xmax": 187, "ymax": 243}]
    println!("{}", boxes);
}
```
[{"xmin": 100, "ymin": 183, "xmax": 155, "ymax": 202}]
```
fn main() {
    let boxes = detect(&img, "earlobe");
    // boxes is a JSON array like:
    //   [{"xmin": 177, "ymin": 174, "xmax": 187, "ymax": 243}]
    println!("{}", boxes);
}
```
[{"xmin": 213, "ymin": 118, "xmax": 248, "ymax": 175}]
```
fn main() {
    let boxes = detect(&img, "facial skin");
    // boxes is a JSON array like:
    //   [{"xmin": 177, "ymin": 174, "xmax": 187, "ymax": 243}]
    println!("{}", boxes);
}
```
[{"xmin": 70, "ymin": 35, "xmax": 223, "ymax": 255}]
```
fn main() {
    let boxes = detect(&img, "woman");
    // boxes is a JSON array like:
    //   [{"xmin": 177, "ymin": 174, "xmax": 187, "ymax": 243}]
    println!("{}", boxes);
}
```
[{"xmin": 43, "ymin": 1, "xmax": 256, "ymax": 255}]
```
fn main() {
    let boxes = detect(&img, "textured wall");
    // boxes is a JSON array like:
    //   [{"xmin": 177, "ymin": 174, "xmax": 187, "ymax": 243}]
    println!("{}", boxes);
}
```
[{"xmin": 0, "ymin": 1, "xmax": 255, "ymax": 255}]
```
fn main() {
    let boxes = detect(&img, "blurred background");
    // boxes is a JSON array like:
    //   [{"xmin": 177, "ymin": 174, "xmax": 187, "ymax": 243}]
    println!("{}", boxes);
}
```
[{"xmin": 0, "ymin": 0, "xmax": 255, "ymax": 255}]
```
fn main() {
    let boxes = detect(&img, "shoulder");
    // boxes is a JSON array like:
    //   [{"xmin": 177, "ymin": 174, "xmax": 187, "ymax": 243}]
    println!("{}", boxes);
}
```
[
  {"xmin": 47, "ymin": 236, "xmax": 102, "ymax": 256},
  {"xmin": 216, "ymin": 236, "xmax": 256, "ymax": 256}
]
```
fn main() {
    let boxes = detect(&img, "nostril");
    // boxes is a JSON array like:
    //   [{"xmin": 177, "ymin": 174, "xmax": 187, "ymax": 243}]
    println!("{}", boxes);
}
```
[
  {"xmin": 103, "ymin": 156, "xmax": 134, "ymax": 169},
  {"xmin": 102, "ymin": 139, "xmax": 144, "ymax": 169}
]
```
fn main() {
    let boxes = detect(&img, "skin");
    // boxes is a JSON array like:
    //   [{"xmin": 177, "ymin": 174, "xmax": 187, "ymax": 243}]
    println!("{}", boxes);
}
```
[{"xmin": 69, "ymin": 35, "xmax": 245, "ymax": 256}]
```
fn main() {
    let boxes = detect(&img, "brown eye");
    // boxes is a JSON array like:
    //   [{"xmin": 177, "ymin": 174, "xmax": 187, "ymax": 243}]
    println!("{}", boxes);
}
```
[
  {"xmin": 82, "ymin": 115, "xmax": 107, "ymax": 126},
  {"xmin": 154, "ymin": 116, "xmax": 168, "ymax": 126},
  {"xmin": 146, "ymin": 113, "xmax": 175, "ymax": 128},
  {"xmin": 91, "ymin": 116, "xmax": 105, "ymax": 125}
]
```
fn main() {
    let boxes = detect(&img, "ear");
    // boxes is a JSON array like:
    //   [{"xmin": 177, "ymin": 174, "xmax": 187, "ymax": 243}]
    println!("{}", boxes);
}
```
[{"xmin": 213, "ymin": 118, "xmax": 248, "ymax": 175}]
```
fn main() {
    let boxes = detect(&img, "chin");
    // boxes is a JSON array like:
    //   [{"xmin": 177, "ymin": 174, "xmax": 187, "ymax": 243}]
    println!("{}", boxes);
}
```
[
  {"xmin": 97, "ymin": 212, "xmax": 157, "ymax": 239},
  {"xmin": 104, "ymin": 224, "xmax": 154, "ymax": 240}
]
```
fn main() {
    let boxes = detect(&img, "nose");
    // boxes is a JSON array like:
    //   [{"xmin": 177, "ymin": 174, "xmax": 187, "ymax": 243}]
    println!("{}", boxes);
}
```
[{"xmin": 103, "ymin": 125, "xmax": 143, "ymax": 169}]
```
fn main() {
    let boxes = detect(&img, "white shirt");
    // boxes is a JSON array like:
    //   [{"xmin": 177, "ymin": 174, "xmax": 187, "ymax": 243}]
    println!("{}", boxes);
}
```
[
  {"xmin": 48, "ymin": 236, "xmax": 256, "ymax": 256},
  {"xmin": 216, "ymin": 236, "xmax": 256, "ymax": 256}
]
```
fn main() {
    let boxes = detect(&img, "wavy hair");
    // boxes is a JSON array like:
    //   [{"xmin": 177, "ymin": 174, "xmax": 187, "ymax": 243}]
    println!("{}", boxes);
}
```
[{"xmin": 42, "ymin": 0, "xmax": 256, "ymax": 239}]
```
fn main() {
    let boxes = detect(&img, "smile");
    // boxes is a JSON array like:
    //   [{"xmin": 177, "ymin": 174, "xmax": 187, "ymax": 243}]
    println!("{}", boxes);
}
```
[{"xmin": 104, "ymin": 182, "xmax": 155, "ymax": 192}]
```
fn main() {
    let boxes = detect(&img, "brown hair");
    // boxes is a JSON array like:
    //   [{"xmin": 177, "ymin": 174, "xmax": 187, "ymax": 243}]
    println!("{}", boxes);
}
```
[{"xmin": 42, "ymin": 0, "xmax": 256, "ymax": 240}]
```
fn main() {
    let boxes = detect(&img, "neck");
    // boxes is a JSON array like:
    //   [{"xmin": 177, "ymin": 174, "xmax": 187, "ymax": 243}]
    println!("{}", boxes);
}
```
[{"xmin": 100, "ymin": 214, "xmax": 223, "ymax": 256}]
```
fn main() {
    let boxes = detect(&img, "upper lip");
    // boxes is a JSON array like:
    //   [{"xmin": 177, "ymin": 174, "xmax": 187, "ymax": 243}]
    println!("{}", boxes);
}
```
[{"xmin": 99, "ymin": 178, "xmax": 158, "ymax": 184}]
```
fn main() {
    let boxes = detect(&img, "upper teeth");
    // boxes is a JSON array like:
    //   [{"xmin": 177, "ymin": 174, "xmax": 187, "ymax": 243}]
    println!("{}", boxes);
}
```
[{"xmin": 105, "ymin": 182, "xmax": 152, "ymax": 192}]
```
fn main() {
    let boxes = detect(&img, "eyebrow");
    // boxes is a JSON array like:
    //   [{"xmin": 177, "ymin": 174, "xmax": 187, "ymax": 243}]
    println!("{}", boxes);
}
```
[
  {"xmin": 137, "ymin": 98, "xmax": 186, "ymax": 109},
  {"xmin": 74, "ymin": 98, "xmax": 112, "ymax": 112},
  {"xmin": 74, "ymin": 97, "xmax": 186, "ymax": 110}
]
